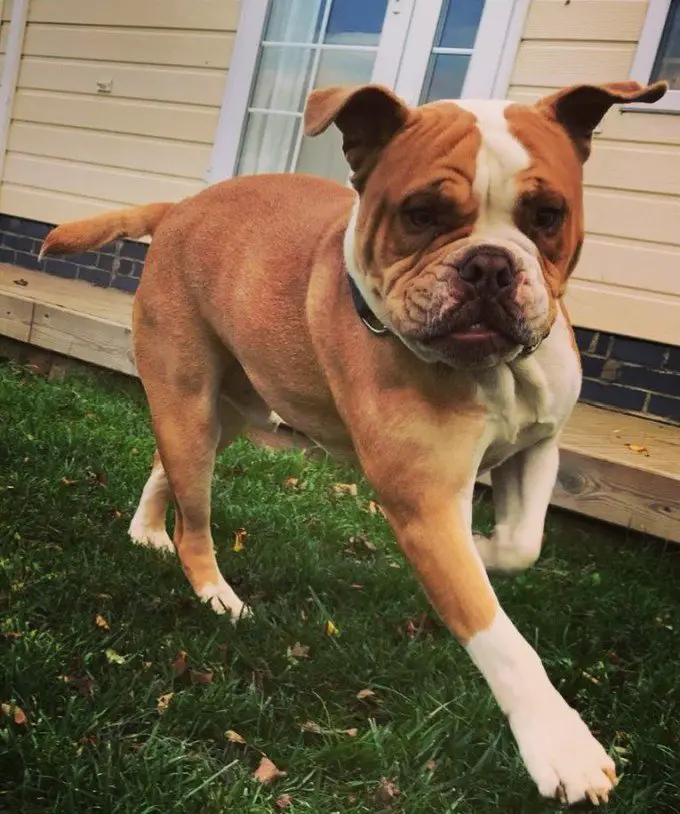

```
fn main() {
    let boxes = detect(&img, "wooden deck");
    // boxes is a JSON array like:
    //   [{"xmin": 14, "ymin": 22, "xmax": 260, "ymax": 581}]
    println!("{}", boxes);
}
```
[{"xmin": 1, "ymin": 264, "xmax": 679, "ymax": 543}]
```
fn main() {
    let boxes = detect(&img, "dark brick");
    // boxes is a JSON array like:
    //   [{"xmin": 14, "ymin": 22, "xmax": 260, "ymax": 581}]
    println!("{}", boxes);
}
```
[
  {"xmin": 121, "ymin": 240, "xmax": 148, "ymax": 261},
  {"xmin": 97, "ymin": 253, "xmax": 116, "ymax": 272},
  {"xmin": 132, "ymin": 261, "xmax": 144, "ymax": 279},
  {"xmin": 78, "ymin": 266, "xmax": 111, "ymax": 288},
  {"xmin": 98, "ymin": 241, "xmax": 118, "ymax": 256},
  {"xmin": 14, "ymin": 251, "xmax": 43, "ymax": 271},
  {"xmin": 611, "ymin": 337, "xmax": 667, "ymax": 367},
  {"xmin": 0, "ymin": 215, "xmax": 15, "ymax": 231},
  {"xmin": 117, "ymin": 258, "xmax": 137, "ymax": 277},
  {"xmin": 647, "ymin": 394, "xmax": 680, "ymax": 423},
  {"xmin": 579, "ymin": 379, "xmax": 646, "ymax": 412},
  {"xmin": 44, "ymin": 258, "xmax": 77, "ymax": 279},
  {"xmin": 574, "ymin": 329, "xmax": 595, "ymax": 353},
  {"xmin": 65, "ymin": 251, "xmax": 99, "ymax": 267},
  {"xmin": 617, "ymin": 365, "xmax": 680, "ymax": 398},
  {"xmin": 1, "ymin": 233, "xmax": 36, "ymax": 252},
  {"xmin": 593, "ymin": 332, "xmax": 612, "ymax": 356},
  {"xmin": 21, "ymin": 220, "xmax": 52, "ymax": 240},
  {"xmin": 4, "ymin": 217, "xmax": 23, "ymax": 233},
  {"xmin": 0, "ymin": 246, "xmax": 16, "ymax": 264},
  {"xmin": 580, "ymin": 355, "xmax": 605, "ymax": 379},
  {"xmin": 667, "ymin": 348, "xmax": 680, "ymax": 371},
  {"xmin": 111, "ymin": 275, "xmax": 138, "ymax": 293}
]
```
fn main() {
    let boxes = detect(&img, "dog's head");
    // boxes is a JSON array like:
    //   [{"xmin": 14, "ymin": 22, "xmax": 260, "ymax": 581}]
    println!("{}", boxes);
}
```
[{"xmin": 304, "ymin": 81, "xmax": 666, "ymax": 369}]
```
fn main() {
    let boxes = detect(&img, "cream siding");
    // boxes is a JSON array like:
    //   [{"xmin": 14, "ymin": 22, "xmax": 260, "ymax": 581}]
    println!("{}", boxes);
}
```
[
  {"xmin": 0, "ymin": 0, "xmax": 240, "ymax": 225},
  {"xmin": 510, "ymin": 0, "xmax": 680, "ymax": 345}
]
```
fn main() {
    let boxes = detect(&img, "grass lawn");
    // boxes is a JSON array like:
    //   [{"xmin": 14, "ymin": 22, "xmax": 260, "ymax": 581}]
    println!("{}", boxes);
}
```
[{"xmin": 0, "ymin": 359, "xmax": 679, "ymax": 814}]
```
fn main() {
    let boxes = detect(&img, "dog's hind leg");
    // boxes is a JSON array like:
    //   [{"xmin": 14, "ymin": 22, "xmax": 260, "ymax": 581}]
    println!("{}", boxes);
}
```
[{"xmin": 129, "ymin": 449, "xmax": 174, "ymax": 554}]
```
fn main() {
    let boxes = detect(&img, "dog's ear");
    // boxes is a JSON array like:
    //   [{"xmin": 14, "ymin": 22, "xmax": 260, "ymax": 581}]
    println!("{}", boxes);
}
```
[
  {"xmin": 304, "ymin": 84, "xmax": 409, "ymax": 189},
  {"xmin": 535, "ymin": 80, "xmax": 667, "ymax": 162}
]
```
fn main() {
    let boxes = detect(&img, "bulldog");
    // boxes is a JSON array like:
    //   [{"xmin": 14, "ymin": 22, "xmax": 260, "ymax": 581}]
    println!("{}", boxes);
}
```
[{"xmin": 41, "ymin": 79, "xmax": 666, "ymax": 805}]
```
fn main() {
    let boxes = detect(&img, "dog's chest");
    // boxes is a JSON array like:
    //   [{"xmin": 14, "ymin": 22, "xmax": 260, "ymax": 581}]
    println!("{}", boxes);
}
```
[{"xmin": 477, "ymin": 316, "xmax": 581, "ymax": 473}]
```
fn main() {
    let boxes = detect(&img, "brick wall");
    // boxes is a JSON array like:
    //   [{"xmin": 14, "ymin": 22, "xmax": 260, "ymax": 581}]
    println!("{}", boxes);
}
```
[{"xmin": 2, "ymin": 215, "xmax": 680, "ymax": 425}]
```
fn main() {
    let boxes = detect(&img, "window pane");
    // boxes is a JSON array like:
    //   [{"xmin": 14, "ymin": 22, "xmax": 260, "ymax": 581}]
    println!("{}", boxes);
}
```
[
  {"xmin": 421, "ymin": 53, "xmax": 471, "ymax": 103},
  {"xmin": 237, "ymin": 112, "xmax": 301, "ymax": 175},
  {"xmin": 436, "ymin": 0, "xmax": 485, "ymax": 50},
  {"xmin": 250, "ymin": 46, "xmax": 315, "ymax": 112},
  {"xmin": 325, "ymin": 0, "xmax": 389, "ymax": 46},
  {"xmin": 652, "ymin": 2, "xmax": 680, "ymax": 90},
  {"xmin": 314, "ymin": 47, "xmax": 376, "ymax": 88},
  {"xmin": 264, "ymin": 0, "xmax": 325, "ymax": 43}
]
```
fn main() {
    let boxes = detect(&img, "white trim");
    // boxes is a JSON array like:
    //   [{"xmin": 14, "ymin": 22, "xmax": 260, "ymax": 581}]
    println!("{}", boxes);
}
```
[
  {"xmin": 463, "ymin": 0, "xmax": 520, "ymax": 98},
  {"xmin": 488, "ymin": 0, "xmax": 532, "ymax": 99},
  {"xmin": 371, "ymin": 0, "xmax": 417, "ymax": 88},
  {"xmin": 205, "ymin": 0, "xmax": 269, "ymax": 183},
  {"xmin": 394, "ymin": 0, "xmax": 445, "ymax": 105},
  {"xmin": 0, "ymin": 0, "xmax": 29, "ymax": 185},
  {"xmin": 262, "ymin": 40, "xmax": 379, "ymax": 52},
  {"xmin": 629, "ymin": 0, "xmax": 680, "ymax": 113}
]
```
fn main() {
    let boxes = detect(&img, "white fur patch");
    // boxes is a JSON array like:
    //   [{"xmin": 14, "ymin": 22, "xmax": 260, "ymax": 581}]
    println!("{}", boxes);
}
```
[
  {"xmin": 197, "ymin": 580, "xmax": 251, "ymax": 622},
  {"xmin": 467, "ymin": 609, "xmax": 616, "ymax": 803},
  {"xmin": 129, "ymin": 465, "xmax": 174, "ymax": 554}
]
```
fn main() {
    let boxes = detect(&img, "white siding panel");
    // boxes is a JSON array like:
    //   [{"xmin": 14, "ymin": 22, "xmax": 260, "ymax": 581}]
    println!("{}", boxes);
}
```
[
  {"xmin": 523, "ymin": 0, "xmax": 646, "ymax": 42},
  {"xmin": 584, "ymin": 188, "xmax": 680, "ymax": 246},
  {"xmin": 512, "ymin": 42, "xmax": 636, "ymax": 87},
  {"xmin": 13, "ymin": 90, "xmax": 220, "ymax": 144},
  {"xmin": 9, "ymin": 122, "xmax": 212, "ymax": 180},
  {"xmin": 27, "ymin": 0, "xmax": 241, "ymax": 30},
  {"xmin": 585, "ymin": 141, "xmax": 680, "ymax": 196},
  {"xmin": 0, "ymin": 184, "xmax": 138, "ymax": 224},
  {"xmin": 23, "ymin": 25, "xmax": 235, "ymax": 69}
]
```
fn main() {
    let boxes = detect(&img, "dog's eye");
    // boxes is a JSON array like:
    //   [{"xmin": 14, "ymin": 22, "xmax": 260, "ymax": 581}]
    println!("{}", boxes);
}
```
[
  {"xmin": 533, "ymin": 206, "xmax": 563, "ymax": 231},
  {"xmin": 405, "ymin": 206, "xmax": 437, "ymax": 230}
]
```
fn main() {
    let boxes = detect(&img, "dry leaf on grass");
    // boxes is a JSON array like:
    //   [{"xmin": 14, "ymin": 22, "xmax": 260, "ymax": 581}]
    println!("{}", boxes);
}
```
[
  {"xmin": 60, "ymin": 476, "xmax": 77, "ymax": 487},
  {"xmin": 94, "ymin": 614, "xmax": 110, "ymax": 631},
  {"xmin": 171, "ymin": 650, "xmax": 188, "ymax": 677},
  {"xmin": 425, "ymin": 759, "xmax": 436, "ymax": 772},
  {"xmin": 287, "ymin": 642, "xmax": 310, "ymax": 662},
  {"xmin": 1, "ymin": 703, "xmax": 27, "ymax": 725},
  {"xmin": 104, "ymin": 648, "xmax": 125, "ymax": 665},
  {"xmin": 300, "ymin": 720, "xmax": 358, "ymax": 737},
  {"xmin": 626, "ymin": 443, "xmax": 649, "ymax": 456},
  {"xmin": 332, "ymin": 482, "xmax": 358, "ymax": 497},
  {"xmin": 190, "ymin": 669, "xmax": 213, "ymax": 685},
  {"xmin": 233, "ymin": 528, "xmax": 248, "ymax": 552},
  {"xmin": 300, "ymin": 720, "xmax": 324, "ymax": 735},
  {"xmin": 350, "ymin": 583, "xmax": 364, "ymax": 590},
  {"xmin": 1, "ymin": 631, "xmax": 22, "ymax": 641},
  {"xmin": 324, "ymin": 620, "xmax": 339, "ymax": 637},
  {"xmin": 283, "ymin": 477, "xmax": 299, "ymax": 489},
  {"xmin": 62, "ymin": 674, "xmax": 95, "ymax": 697},
  {"xmin": 225, "ymin": 729, "xmax": 247, "ymax": 745},
  {"xmin": 157, "ymin": 692, "xmax": 174, "ymax": 713},
  {"xmin": 367, "ymin": 500, "xmax": 387, "ymax": 519},
  {"xmin": 253, "ymin": 755, "xmax": 287, "ymax": 785},
  {"xmin": 276, "ymin": 794, "xmax": 293, "ymax": 809},
  {"xmin": 374, "ymin": 777, "xmax": 401, "ymax": 807},
  {"xmin": 357, "ymin": 688, "xmax": 376, "ymax": 700}
]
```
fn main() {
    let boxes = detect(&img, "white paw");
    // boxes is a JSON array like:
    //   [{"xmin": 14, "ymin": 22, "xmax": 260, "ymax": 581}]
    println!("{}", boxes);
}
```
[
  {"xmin": 473, "ymin": 533, "xmax": 539, "ymax": 573},
  {"xmin": 197, "ymin": 580, "xmax": 252, "ymax": 623},
  {"xmin": 510, "ymin": 692, "xmax": 617, "ymax": 805},
  {"xmin": 129, "ymin": 519, "xmax": 175, "ymax": 554}
]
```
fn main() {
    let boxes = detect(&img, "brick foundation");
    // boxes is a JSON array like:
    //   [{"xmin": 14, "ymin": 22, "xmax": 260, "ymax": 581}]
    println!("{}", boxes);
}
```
[{"xmin": 2, "ymin": 214, "xmax": 679, "ymax": 425}]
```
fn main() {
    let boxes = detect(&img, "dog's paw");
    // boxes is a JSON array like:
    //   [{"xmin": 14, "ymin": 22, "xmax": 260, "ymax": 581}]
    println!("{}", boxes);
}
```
[
  {"xmin": 129, "ymin": 520, "xmax": 175, "ymax": 555},
  {"xmin": 510, "ymin": 693, "xmax": 617, "ymax": 806},
  {"xmin": 473, "ymin": 532, "xmax": 539, "ymax": 573},
  {"xmin": 197, "ymin": 580, "xmax": 252, "ymax": 623}
]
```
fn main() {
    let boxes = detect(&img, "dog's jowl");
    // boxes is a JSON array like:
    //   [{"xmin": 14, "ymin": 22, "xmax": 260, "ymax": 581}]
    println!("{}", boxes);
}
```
[{"xmin": 41, "ymin": 79, "xmax": 667, "ymax": 805}]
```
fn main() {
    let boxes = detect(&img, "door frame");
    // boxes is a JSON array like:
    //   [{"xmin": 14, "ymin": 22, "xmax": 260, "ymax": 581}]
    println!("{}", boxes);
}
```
[{"xmin": 206, "ymin": 0, "xmax": 531, "ymax": 184}]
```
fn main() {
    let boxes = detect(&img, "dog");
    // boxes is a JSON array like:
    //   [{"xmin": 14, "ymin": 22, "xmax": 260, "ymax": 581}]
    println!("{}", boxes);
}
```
[{"xmin": 41, "ymin": 78, "xmax": 666, "ymax": 805}]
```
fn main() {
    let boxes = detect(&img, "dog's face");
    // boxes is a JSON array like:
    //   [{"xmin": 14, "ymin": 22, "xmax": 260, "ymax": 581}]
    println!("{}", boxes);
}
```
[{"xmin": 305, "ymin": 81, "xmax": 666, "ymax": 369}]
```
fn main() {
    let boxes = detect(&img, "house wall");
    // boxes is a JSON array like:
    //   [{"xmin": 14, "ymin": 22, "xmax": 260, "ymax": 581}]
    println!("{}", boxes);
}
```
[
  {"xmin": 509, "ymin": 0, "xmax": 680, "ymax": 349},
  {"xmin": 0, "ymin": 0, "xmax": 240, "ymax": 225}
]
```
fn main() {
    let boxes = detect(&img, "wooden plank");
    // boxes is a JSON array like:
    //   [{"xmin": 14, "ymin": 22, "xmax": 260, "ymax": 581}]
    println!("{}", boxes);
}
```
[
  {"xmin": 565, "ymin": 280, "xmax": 680, "ymax": 346},
  {"xmin": 585, "ymin": 140, "xmax": 680, "ymax": 196},
  {"xmin": 523, "ymin": 0, "xmax": 647, "ymax": 42},
  {"xmin": 18, "ymin": 57, "xmax": 228, "ymax": 107},
  {"xmin": 23, "ymin": 25, "xmax": 235, "ymax": 69},
  {"xmin": 26, "ymin": 0, "xmax": 241, "ymax": 30},
  {"xmin": 3, "ymin": 153, "xmax": 203, "ymax": 207},
  {"xmin": 584, "ymin": 187, "xmax": 680, "ymax": 246},
  {"xmin": 13, "ymin": 89, "xmax": 220, "ymax": 144},
  {"xmin": 576, "ymin": 235, "xmax": 680, "ymax": 296},
  {"xmin": 512, "ymin": 42, "xmax": 636, "ymax": 87},
  {"xmin": 0, "ymin": 289, "xmax": 33, "ymax": 341},
  {"xmin": 8, "ymin": 122, "xmax": 212, "ymax": 180}
]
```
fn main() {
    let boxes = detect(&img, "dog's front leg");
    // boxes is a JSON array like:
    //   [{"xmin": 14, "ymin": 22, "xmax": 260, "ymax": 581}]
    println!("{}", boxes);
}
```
[
  {"xmin": 474, "ymin": 437, "xmax": 559, "ymax": 572},
  {"xmin": 373, "ymin": 474, "xmax": 616, "ymax": 805}
]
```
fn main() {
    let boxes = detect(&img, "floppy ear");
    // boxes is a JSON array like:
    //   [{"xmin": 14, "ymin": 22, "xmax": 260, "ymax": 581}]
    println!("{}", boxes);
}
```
[
  {"xmin": 536, "ymin": 80, "xmax": 667, "ymax": 162},
  {"xmin": 303, "ymin": 84, "xmax": 409, "ymax": 189}
]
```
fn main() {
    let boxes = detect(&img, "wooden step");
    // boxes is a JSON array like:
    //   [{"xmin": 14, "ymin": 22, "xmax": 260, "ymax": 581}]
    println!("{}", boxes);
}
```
[{"xmin": 1, "ymin": 264, "xmax": 679, "ymax": 543}]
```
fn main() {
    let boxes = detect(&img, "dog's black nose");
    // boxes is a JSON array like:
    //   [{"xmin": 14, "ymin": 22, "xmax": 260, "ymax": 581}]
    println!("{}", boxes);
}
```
[{"xmin": 459, "ymin": 248, "xmax": 515, "ymax": 291}]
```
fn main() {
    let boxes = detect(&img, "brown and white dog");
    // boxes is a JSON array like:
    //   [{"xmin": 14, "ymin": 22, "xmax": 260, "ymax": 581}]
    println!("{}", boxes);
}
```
[{"xmin": 41, "ymin": 79, "xmax": 666, "ymax": 805}]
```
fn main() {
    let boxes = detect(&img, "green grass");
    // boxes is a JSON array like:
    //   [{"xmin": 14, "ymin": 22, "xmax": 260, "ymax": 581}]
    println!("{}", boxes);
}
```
[{"xmin": 0, "ymin": 359, "xmax": 679, "ymax": 814}]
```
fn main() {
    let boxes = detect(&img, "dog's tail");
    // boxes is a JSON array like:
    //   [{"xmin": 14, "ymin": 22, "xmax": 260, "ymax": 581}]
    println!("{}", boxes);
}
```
[{"xmin": 39, "ymin": 201, "xmax": 174, "ymax": 259}]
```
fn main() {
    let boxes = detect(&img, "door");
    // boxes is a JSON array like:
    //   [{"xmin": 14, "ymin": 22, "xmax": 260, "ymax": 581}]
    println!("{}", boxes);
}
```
[{"xmin": 208, "ymin": 0, "xmax": 521, "ymax": 184}]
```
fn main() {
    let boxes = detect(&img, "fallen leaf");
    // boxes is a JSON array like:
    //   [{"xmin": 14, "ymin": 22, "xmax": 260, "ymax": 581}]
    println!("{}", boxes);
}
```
[
  {"xmin": 233, "ymin": 528, "xmax": 247, "ymax": 552},
  {"xmin": 626, "ymin": 443, "xmax": 649, "ymax": 455},
  {"xmin": 105, "ymin": 648, "xmax": 126, "ymax": 665},
  {"xmin": 62, "ymin": 674, "xmax": 95, "ymax": 697},
  {"xmin": 1, "ymin": 703, "xmax": 27, "ymax": 725},
  {"xmin": 276, "ymin": 794, "xmax": 293, "ymax": 809},
  {"xmin": 94, "ymin": 614, "xmax": 110, "ymax": 631},
  {"xmin": 13, "ymin": 278, "xmax": 28, "ymax": 287},
  {"xmin": 157, "ymin": 692, "xmax": 174, "ymax": 713},
  {"xmin": 108, "ymin": 508, "xmax": 123, "ymax": 520},
  {"xmin": 0, "ymin": 631, "xmax": 22, "ymax": 641},
  {"xmin": 332, "ymin": 482, "xmax": 358, "ymax": 497},
  {"xmin": 61, "ymin": 476, "xmax": 77, "ymax": 487},
  {"xmin": 171, "ymin": 650, "xmax": 188, "ymax": 677},
  {"xmin": 253, "ymin": 755, "xmax": 287, "ymax": 784},
  {"xmin": 300, "ymin": 720, "xmax": 323, "ymax": 734},
  {"xmin": 357, "ymin": 688, "xmax": 376, "ymax": 700},
  {"xmin": 287, "ymin": 641, "xmax": 310, "ymax": 661},
  {"xmin": 226, "ymin": 729, "xmax": 247, "ymax": 745},
  {"xmin": 325, "ymin": 620, "xmax": 339, "ymax": 637},
  {"xmin": 190, "ymin": 669, "xmax": 213, "ymax": 685},
  {"xmin": 405, "ymin": 619, "xmax": 418, "ymax": 637},
  {"xmin": 93, "ymin": 592, "xmax": 112, "ymax": 600},
  {"xmin": 347, "ymin": 534, "xmax": 377, "ymax": 555},
  {"xmin": 88, "ymin": 469, "xmax": 108, "ymax": 487},
  {"xmin": 141, "ymin": 661, "xmax": 153, "ymax": 670},
  {"xmin": 283, "ymin": 477, "xmax": 299, "ymax": 489},
  {"xmin": 374, "ymin": 777, "xmax": 401, "ymax": 807},
  {"xmin": 425, "ymin": 759, "xmax": 436, "ymax": 772},
  {"xmin": 368, "ymin": 500, "xmax": 387, "ymax": 519},
  {"xmin": 345, "ymin": 727, "xmax": 358, "ymax": 737},
  {"xmin": 350, "ymin": 583, "xmax": 364, "ymax": 590}
]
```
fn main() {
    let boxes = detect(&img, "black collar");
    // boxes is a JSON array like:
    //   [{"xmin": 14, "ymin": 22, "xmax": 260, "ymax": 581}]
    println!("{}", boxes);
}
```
[{"xmin": 347, "ymin": 272, "xmax": 544, "ymax": 358}]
